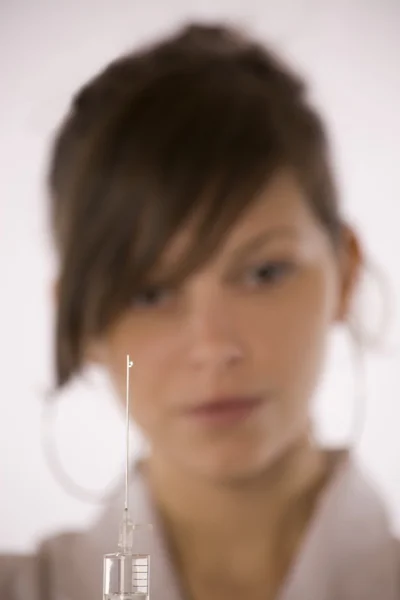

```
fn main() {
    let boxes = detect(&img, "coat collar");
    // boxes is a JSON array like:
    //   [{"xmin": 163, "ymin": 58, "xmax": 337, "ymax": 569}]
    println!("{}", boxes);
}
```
[{"xmin": 72, "ymin": 450, "xmax": 398, "ymax": 600}]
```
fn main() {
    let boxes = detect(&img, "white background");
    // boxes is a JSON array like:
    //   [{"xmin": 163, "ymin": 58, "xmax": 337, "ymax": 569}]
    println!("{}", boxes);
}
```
[{"xmin": 0, "ymin": 0, "xmax": 399, "ymax": 553}]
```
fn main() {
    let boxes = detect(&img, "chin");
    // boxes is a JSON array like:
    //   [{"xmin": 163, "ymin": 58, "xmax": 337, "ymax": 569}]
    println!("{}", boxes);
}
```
[
  {"xmin": 185, "ymin": 440, "xmax": 279, "ymax": 485},
  {"xmin": 183, "ymin": 427, "xmax": 308, "ymax": 485}
]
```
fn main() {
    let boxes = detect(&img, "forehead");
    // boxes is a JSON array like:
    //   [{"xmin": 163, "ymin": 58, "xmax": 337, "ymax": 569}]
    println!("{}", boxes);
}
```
[
  {"xmin": 233, "ymin": 171, "xmax": 318, "ymax": 234},
  {"xmin": 162, "ymin": 170, "xmax": 323, "ymax": 265}
]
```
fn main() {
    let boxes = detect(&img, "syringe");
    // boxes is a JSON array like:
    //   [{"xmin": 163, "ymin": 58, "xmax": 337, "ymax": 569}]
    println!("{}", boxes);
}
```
[{"xmin": 103, "ymin": 356, "xmax": 151, "ymax": 600}]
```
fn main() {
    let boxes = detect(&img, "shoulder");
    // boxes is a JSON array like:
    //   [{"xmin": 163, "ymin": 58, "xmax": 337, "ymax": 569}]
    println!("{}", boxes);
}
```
[
  {"xmin": 0, "ymin": 466, "xmax": 148, "ymax": 600},
  {"xmin": 0, "ymin": 530, "xmax": 97, "ymax": 600},
  {"xmin": 319, "ymin": 451, "xmax": 400, "ymax": 597},
  {"xmin": 0, "ymin": 554, "xmax": 31, "ymax": 593}
]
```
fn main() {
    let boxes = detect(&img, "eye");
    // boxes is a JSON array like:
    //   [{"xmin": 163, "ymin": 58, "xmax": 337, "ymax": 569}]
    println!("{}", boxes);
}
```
[
  {"xmin": 132, "ymin": 285, "xmax": 172, "ymax": 308},
  {"xmin": 245, "ymin": 261, "xmax": 295, "ymax": 287}
]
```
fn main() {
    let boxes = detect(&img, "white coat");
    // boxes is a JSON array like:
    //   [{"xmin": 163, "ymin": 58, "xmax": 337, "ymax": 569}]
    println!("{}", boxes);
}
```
[{"xmin": 1, "ymin": 450, "xmax": 399, "ymax": 599}]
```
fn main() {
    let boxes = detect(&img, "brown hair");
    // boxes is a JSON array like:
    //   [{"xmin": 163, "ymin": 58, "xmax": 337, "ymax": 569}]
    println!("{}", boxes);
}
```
[{"xmin": 48, "ymin": 23, "xmax": 342, "ymax": 389}]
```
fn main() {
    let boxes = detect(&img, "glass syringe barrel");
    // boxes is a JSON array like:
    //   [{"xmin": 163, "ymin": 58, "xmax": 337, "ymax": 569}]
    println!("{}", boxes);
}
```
[
  {"xmin": 103, "ymin": 551, "xmax": 150, "ymax": 600},
  {"xmin": 104, "ymin": 520, "xmax": 152, "ymax": 600}
]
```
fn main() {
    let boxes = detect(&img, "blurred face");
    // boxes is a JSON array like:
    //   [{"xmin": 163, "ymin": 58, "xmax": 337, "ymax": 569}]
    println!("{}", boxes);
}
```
[{"xmin": 94, "ymin": 171, "xmax": 359, "ymax": 482}]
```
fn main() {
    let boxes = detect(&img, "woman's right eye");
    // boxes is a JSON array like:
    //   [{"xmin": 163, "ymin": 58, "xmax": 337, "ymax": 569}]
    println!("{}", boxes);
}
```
[{"xmin": 132, "ymin": 286, "xmax": 172, "ymax": 308}]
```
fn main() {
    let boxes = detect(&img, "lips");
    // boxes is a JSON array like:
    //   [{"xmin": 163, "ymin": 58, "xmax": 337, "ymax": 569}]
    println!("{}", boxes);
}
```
[{"xmin": 184, "ymin": 396, "xmax": 264, "ymax": 426}]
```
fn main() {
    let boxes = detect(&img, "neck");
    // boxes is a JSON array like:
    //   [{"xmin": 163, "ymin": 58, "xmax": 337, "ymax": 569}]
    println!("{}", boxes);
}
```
[{"xmin": 145, "ymin": 437, "xmax": 330, "ymax": 594}]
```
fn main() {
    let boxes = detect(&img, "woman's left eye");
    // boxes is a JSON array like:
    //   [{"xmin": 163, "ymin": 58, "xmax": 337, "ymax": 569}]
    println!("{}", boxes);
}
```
[{"xmin": 246, "ymin": 261, "xmax": 295, "ymax": 286}]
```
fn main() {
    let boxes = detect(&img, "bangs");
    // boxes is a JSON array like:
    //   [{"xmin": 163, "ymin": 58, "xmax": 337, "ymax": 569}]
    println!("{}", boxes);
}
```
[{"xmin": 64, "ymin": 63, "xmax": 289, "ymax": 337}]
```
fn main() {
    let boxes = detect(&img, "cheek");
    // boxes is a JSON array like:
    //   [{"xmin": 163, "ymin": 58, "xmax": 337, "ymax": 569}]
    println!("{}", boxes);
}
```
[{"xmin": 250, "ymin": 267, "xmax": 337, "ymax": 384}]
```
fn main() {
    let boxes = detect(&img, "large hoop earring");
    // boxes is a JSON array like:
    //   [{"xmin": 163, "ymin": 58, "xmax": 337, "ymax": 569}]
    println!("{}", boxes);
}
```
[
  {"xmin": 346, "ymin": 325, "xmax": 368, "ymax": 451},
  {"xmin": 40, "ymin": 386, "xmax": 122, "ymax": 505},
  {"xmin": 345, "ymin": 255, "xmax": 399, "ymax": 450},
  {"xmin": 311, "ymin": 326, "xmax": 368, "ymax": 453},
  {"xmin": 348, "ymin": 257, "xmax": 397, "ymax": 352}
]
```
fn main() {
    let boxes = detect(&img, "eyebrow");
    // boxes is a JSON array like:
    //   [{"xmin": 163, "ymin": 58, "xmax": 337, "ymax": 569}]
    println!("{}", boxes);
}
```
[
  {"xmin": 148, "ymin": 227, "xmax": 299, "ymax": 284},
  {"xmin": 231, "ymin": 226, "xmax": 299, "ymax": 261}
]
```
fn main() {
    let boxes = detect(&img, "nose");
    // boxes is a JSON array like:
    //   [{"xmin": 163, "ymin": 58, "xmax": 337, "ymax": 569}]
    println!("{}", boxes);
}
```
[{"xmin": 185, "ymin": 293, "xmax": 245, "ymax": 371}]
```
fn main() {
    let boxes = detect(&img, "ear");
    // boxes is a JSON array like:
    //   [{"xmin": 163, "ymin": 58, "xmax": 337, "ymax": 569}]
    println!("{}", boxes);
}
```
[{"xmin": 335, "ymin": 224, "xmax": 363, "ymax": 322}]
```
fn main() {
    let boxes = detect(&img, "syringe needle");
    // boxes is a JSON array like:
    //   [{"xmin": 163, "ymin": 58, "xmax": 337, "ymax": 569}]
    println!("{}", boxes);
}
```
[{"xmin": 125, "ymin": 356, "xmax": 134, "ymax": 514}]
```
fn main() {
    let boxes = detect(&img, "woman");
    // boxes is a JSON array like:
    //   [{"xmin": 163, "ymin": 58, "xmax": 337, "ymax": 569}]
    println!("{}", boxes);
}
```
[{"xmin": 2, "ymin": 22, "xmax": 399, "ymax": 600}]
